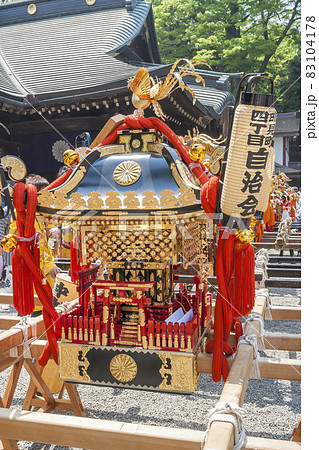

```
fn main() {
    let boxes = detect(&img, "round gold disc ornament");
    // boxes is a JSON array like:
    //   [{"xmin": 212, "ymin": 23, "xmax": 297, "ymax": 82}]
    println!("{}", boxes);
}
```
[
  {"xmin": 113, "ymin": 161, "xmax": 142, "ymax": 186},
  {"xmin": 109, "ymin": 354, "xmax": 138, "ymax": 382},
  {"xmin": 27, "ymin": 4, "xmax": 37, "ymax": 15}
]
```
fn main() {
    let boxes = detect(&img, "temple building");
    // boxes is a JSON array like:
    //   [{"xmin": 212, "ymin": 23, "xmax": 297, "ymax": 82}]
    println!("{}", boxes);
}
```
[{"xmin": 0, "ymin": 0, "xmax": 242, "ymax": 180}]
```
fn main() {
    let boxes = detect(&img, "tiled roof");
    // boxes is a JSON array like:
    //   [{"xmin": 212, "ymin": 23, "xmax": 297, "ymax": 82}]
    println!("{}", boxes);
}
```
[
  {"xmin": 0, "ymin": 0, "xmax": 158, "ymax": 100},
  {"xmin": 187, "ymin": 84, "xmax": 236, "ymax": 118},
  {"xmin": 0, "ymin": 0, "xmax": 241, "ymax": 121}
]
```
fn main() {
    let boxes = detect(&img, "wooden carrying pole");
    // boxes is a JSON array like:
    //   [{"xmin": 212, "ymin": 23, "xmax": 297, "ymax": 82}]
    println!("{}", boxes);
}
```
[{"xmin": 0, "ymin": 408, "xmax": 301, "ymax": 450}]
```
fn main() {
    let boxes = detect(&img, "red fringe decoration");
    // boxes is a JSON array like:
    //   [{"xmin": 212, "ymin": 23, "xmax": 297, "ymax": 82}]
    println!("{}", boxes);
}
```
[
  {"xmin": 200, "ymin": 176, "xmax": 220, "ymax": 218},
  {"xmin": 12, "ymin": 184, "xmax": 36, "ymax": 315},
  {"xmin": 233, "ymin": 242, "xmax": 255, "ymax": 317},
  {"xmin": 206, "ymin": 229, "xmax": 255, "ymax": 382},
  {"xmin": 12, "ymin": 183, "xmax": 61, "ymax": 366}
]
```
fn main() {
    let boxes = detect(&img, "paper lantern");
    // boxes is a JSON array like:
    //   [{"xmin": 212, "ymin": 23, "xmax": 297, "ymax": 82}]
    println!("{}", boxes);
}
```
[{"xmin": 220, "ymin": 74, "xmax": 277, "ymax": 219}]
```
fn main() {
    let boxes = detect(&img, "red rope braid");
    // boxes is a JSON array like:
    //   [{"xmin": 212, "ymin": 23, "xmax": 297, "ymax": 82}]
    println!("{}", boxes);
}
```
[
  {"xmin": 233, "ymin": 241, "xmax": 255, "ymax": 317},
  {"xmin": 98, "ymin": 115, "xmax": 212, "ymax": 186},
  {"xmin": 12, "ymin": 183, "xmax": 60, "ymax": 365},
  {"xmin": 44, "ymin": 168, "xmax": 73, "ymax": 191}
]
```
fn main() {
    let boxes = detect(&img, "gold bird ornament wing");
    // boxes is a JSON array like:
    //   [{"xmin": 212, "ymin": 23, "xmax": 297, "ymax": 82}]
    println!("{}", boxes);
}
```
[
  {"xmin": 127, "ymin": 67, "xmax": 152, "ymax": 110},
  {"xmin": 127, "ymin": 58, "xmax": 211, "ymax": 120},
  {"xmin": 158, "ymin": 58, "xmax": 208, "ymax": 104}
]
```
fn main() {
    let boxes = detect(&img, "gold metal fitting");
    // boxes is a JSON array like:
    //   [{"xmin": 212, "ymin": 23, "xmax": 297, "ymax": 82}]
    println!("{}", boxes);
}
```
[
  {"xmin": 249, "ymin": 216, "xmax": 257, "ymax": 229},
  {"xmin": 1, "ymin": 234, "xmax": 18, "ymax": 252},
  {"xmin": 63, "ymin": 149, "xmax": 80, "ymax": 167},
  {"xmin": 189, "ymin": 144, "xmax": 206, "ymax": 163},
  {"xmin": 235, "ymin": 228, "xmax": 255, "ymax": 244}
]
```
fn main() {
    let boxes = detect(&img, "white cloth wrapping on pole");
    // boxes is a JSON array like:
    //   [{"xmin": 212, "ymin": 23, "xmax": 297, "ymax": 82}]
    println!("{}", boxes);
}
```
[
  {"xmin": 9, "ymin": 316, "xmax": 37, "ymax": 359},
  {"xmin": 201, "ymin": 401, "xmax": 247, "ymax": 450},
  {"xmin": 244, "ymin": 312, "xmax": 265, "ymax": 350},
  {"xmin": 255, "ymin": 288, "xmax": 272, "ymax": 320},
  {"xmin": 237, "ymin": 333, "xmax": 261, "ymax": 379}
]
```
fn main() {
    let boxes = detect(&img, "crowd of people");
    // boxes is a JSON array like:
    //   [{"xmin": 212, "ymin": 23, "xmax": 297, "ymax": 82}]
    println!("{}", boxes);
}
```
[
  {"xmin": 263, "ymin": 172, "xmax": 301, "ymax": 232},
  {"xmin": 250, "ymin": 172, "xmax": 301, "ymax": 243}
]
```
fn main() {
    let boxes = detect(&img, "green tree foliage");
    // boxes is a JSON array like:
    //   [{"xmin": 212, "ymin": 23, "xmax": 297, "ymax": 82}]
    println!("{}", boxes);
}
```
[{"xmin": 151, "ymin": 0, "xmax": 300, "ymax": 109}]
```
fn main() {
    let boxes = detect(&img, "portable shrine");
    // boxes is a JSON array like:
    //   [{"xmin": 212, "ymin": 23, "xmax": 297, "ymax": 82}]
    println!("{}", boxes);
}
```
[
  {"xmin": 1, "ymin": 67, "xmax": 277, "ymax": 394},
  {"xmin": 35, "ymin": 124, "xmax": 216, "ymax": 393}
]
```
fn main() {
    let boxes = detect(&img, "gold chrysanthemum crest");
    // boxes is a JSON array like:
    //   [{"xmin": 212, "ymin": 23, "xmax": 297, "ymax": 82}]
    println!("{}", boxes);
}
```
[
  {"xmin": 113, "ymin": 160, "xmax": 142, "ymax": 186},
  {"xmin": 109, "ymin": 354, "xmax": 138, "ymax": 382}
]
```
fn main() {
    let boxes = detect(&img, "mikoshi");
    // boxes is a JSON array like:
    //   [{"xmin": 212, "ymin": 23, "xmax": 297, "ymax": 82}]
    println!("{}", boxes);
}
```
[{"xmin": 1, "ymin": 66, "xmax": 277, "ymax": 392}]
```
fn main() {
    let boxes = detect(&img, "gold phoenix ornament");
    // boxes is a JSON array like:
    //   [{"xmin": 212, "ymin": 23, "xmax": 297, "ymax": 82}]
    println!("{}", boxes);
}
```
[{"xmin": 127, "ymin": 58, "xmax": 210, "ymax": 119}]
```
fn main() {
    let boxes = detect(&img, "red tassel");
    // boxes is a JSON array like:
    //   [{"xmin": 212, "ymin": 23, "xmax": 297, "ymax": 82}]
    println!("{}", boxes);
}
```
[
  {"xmin": 208, "ymin": 231, "xmax": 256, "ymax": 383},
  {"xmin": 233, "ymin": 241, "xmax": 255, "ymax": 317},
  {"xmin": 12, "ymin": 183, "xmax": 60, "ymax": 365},
  {"xmin": 12, "ymin": 184, "xmax": 35, "ymax": 315}
]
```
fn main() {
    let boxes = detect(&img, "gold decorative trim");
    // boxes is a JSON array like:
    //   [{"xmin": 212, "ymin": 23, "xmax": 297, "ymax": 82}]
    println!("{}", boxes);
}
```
[
  {"xmin": 39, "ymin": 188, "xmax": 198, "ymax": 212},
  {"xmin": 109, "ymin": 354, "xmax": 137, "ymax": 382},
  {"xmin": 147, "ymin": 142, "xmax": 165, "ymax": 155},
  {"xmin": 158, "ymin": 352, "xmax": 197, "ymax": 392},
  {"xmin": 175, "ymin": 160, "xmax": 201, "ymax": 189},
  {"xmin": 1, "ymin": 156, "xmax": 27, "ymax": 182},
  {"xmin": 59, "ymin": 344, "xmax": 90, "ymax": 383},
  {"xmin": 98, "ymin": 144, "xmax": 126, "ymax": 157},
  {"xmin": 80, "ymin": 225, "xmax": 175, "ymax": 266},
  {"xmin": 55, "ymin": 166, "xmax": 86, "ymax": 194},
  {"xmin": 170, "ymin": 163, "xmax": 184, "ymax": 188}
]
